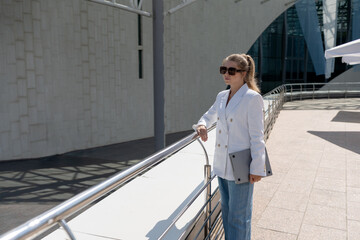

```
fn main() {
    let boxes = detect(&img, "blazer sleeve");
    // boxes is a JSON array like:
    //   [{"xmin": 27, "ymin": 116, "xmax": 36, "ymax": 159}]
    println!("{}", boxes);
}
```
[
  {"xmin": 192, "ymin": 95, "xmax": 219, "ymax": 130},
  {"xmin": 247, "ymin": 94, "xmax": 266, "ymax": 176}
]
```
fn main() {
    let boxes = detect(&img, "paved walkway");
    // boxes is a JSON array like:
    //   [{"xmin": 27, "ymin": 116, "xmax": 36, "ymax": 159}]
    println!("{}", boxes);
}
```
[{"xmin": 252, "ymin": 98, "xmax": 360, "ymax": 240}]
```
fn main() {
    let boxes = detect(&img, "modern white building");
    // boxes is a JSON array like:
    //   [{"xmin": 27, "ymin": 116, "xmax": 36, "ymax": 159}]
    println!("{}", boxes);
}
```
[{"xmin": 0, "ymin": 0, "xmax": 359, "ymax": 161}]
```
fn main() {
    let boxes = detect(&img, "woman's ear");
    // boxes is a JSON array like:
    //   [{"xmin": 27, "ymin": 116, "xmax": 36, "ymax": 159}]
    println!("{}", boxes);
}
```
[{"xmin": 242, "ymin": 71, "xmax": 247, "ymax": 80}]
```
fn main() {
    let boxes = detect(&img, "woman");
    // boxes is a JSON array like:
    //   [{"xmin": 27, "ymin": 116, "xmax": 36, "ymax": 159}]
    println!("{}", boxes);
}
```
[{"xmin": 193, "ymin": 53, "xmax": 266, "ymax": 240}]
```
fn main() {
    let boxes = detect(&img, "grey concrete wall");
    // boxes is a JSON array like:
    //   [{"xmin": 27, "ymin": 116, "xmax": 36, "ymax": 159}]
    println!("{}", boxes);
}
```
[
  {"xmin": 0, "ymin": 0, "xmax": 293, "ymax": 160},
  {"xmin": 0, "ymin": 0, "xmax": 153, "ymax": 160}
]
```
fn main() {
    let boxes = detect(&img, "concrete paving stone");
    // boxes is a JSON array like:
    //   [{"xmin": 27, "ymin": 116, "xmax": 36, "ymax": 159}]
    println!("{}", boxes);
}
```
[
  {"xmin": 268, "ymin": 149, "xmax": 299, "ymax": 160},
  {"xmin": 261, "ymin": 171, "xmax": 286, "ymax": 184},
  {"xmin": 347, "ymin": 171, "xmax": 360, "ymax": 188},
  {"xmin": 302, "ymin": 141, "xmax": 325, "ymax": 151},
  {"xmin": 269, "ymin": 160, "xmax": 294, "ymax": 173},
  {"xmin": 297, "ymin": 149, "xmax": 324, "ymax": 159},
  {"xmin": 322, "ymin": 152, "xmax": 347, "ymax": 161},
  {"xmin": 347, "ymin": 187, "xmax": 360, "ymax": 202},
  {"xmin": 347, "ymin": 157, "xmax": 360, "ymax": 170},
  {"xmin": 252, "ymin": 227, "xmax": 297, "ymax": 240},
  {"xmin": 303, "ymin": 204, "xmax": 347, "ymax": 230},
  {"xmin": 253, "ymin": 181, "xmax": 279, "ymax": 199},
  {"xmin": 268, "ymin": 191, "xmax": 308, "ymax": 212},
  {"xmin": 319, "ymin": 158, "xmax": 347, "ymax": 170},
  {"xmin": 323, "ymin": 144, "xmax": 348, "ymax": 154},
  {"xmin": 291, "ymin": 159, "xmax": 320, "ymax": 171},
  {"xmin": 284, "ymin": 168, "xmax": 317, "ymax": 182},
  {"xmin": 298, "ymin": 224, "xmax": 346, "ymax": 240},
  {"xmin": 347, "ymin": 201, "xmax": 360, "ymax": 221},
  {"xmin": 309, "ymin": 188, "xmax": 346, "ymax": 209},
  {"xmin": 313, "ymin": 176, "xmax": 346, "ymax": 192},
  {"xmin": 316, "ymin": 167, "xmax": 346, "ymax": 180},
  {"xmin": 348, "ymin": 220, "xmax": 360, "ymax": 240},
  {"xmin": 277, "ymin": 178, "xmax": 313, "ymax": 196},
  {"xmin": 256, "ymin": 207, "xmax": 304, "ymax": 234},
  {"xmin": 252, "ymin": 196, "xmax": 272, "ymax": 223},
  {"xmin": 348, "ymin": 168, "xmax": 360, "ymax": 179},
  {"xmin": 346, "ymin": 150, "xmax": 360, "ymax": 159}
]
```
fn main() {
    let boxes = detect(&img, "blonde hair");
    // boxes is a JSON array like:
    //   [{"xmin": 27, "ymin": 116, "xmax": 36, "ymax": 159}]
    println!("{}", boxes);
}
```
[{"xmin": 223, "ymin": 53, "xmax": 260, "ymax": 93}]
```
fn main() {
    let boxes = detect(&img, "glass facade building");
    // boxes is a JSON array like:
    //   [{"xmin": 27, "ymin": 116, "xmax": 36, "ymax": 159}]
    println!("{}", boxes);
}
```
[{"xmin": 248, "ymin": 0, "xmax": 360, "ymax": 94}]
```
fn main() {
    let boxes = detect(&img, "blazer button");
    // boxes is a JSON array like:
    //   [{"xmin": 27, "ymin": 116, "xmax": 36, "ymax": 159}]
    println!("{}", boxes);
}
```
[
  {"xmin": 219, "ymin": 130, "xmax": 221, "ymax": 134},
  {"xmin": 225, "ymin": 145, "xmax": 227, "ymax": 148},
  {"xmin": 217, "ymin": 117, "xmax": 219, "ymax": 120},
  {"xmin": 230, "ymin": 118, "xmax": 233, "ymax": 122},
  {"xmin": 217, "ymin": 144, "xmax": 220, "ymax": 147}
]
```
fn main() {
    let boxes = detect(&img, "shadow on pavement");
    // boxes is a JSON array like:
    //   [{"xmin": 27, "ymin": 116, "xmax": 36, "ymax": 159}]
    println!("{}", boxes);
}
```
[
  {"xmin": 308, "ymin": 131, "xmax": 360, "ymax": 155},
  {"xmin": 332, "ymin": 111, "xmax": 360, "ymax": 124},
  {"xmin": 0, "ymin": 130, "xmax": 193, "ymax": 234}
]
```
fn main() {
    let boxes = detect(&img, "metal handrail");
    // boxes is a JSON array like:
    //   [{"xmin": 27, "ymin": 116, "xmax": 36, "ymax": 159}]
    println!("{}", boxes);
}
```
[
  {"xmin": 0, "ymin": 126, "xmax": 215, "ymax": 240},
  {"xmin": 262, "ymin": 82, "xmax": 360, "ymax": 140},
  {"xmin": 2, "ymin": 82, "xmax": 360, "ymax": 240}
]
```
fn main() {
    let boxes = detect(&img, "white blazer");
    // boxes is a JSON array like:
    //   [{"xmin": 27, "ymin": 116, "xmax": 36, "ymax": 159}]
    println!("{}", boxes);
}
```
[{"xmin": 193, "ymin": 84, "xmax": 266, "ymax": 181}]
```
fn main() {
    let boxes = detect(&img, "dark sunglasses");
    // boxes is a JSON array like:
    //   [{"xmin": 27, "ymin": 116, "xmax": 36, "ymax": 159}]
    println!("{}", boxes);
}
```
[{"xmin": 219, "ymin": 66, "xmax": 245, "ymax": 75}]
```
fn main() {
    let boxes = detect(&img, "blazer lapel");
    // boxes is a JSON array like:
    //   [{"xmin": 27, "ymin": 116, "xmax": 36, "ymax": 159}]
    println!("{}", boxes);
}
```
[
  {"xmin": 218, "ymin": 90, "xmax": 229, "ymax": 121},
  {"xmin": 226, "ymin": 84, "xmax": 248, "ymax": 118}
]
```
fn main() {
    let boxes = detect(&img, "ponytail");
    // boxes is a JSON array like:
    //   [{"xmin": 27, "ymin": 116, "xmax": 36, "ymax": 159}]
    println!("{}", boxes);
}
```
[{"xmin": 243, "ymin": 54, "xmax": 260, "ymax": 93}]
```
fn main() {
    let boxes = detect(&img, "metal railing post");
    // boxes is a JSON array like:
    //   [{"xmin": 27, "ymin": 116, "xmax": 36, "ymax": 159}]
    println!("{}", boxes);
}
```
[
  {"xmin": 59, "ymin": 220, "xmax": 76, "ymax": 240},
  {"xmin": 204, "ymin": 164, "xmax": 211, "ymax": 236},
  {"xmin": 312, "ymin": 83, "xmax": 315, "ymax": 99},
  {"xmin": 345, "ymin": 82, "xmax": 347, "ymax": 98},
  {"xmin": 196, "ymin": 138, "xmax": 211, "ymax": 236}
]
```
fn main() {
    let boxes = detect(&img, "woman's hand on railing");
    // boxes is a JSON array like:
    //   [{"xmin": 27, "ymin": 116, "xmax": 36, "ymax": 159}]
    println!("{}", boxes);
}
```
[{"xmin": 196, "ymin": 125, "xmax": 208, "ymax": 142}]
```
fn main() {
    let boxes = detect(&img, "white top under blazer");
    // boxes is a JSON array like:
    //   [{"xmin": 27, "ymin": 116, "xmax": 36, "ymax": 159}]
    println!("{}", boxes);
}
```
[{"xmin": 193, "ymin": 84, "xmax": 266, "ymax": 181}]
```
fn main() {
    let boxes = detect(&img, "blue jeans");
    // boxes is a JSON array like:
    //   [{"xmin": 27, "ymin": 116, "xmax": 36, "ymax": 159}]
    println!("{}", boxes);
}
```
[{"xmin": 218, "ymin": 177, "xmax": 254, "ymax": 240}]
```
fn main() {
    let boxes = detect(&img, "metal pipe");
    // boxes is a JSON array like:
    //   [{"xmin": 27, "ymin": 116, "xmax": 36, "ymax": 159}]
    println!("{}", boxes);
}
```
[
  {"xmin": 192, "ymin": 191, "xmax": 220, "ymax": 240},
  {"xmin": 88, "ymin": 0, "xmax": 151, "ymax": 17},
  {"xmin": 196, "ymin": 138, "xmax": 209, "ymax": 165},
  {"xmin": 153, "ymin": 0, "xmax": 165, "ymax": 151},
  {"xmin": 59, "ymin": 220, "xmax": 76, "ymax": 240},
  {"xmin": 200, "ymin": 202, "xmax": 221, "ymax": 240},
  {"xmin": 204, "ymin": 164, "xmax": 212, "ymax": 236},
  {"xmin": 166, "ymin": 0, "xmax": 200, "ymax": 15}
]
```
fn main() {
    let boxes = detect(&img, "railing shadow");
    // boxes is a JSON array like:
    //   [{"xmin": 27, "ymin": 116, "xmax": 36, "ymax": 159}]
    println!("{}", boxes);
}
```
[
  {"xmin": 0, "ymin": 155, "xmax": 143, "ymax": 204},
  {"xmin": 146, "ymin": 182, "xmax": 204, "ymax": 240},
  {"xmin": 0, "ymin": 131, "xmax": 193, "ymax": 205}
]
